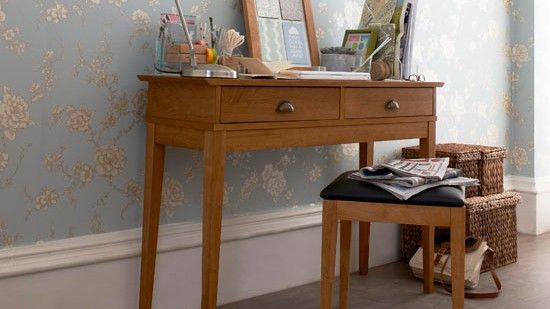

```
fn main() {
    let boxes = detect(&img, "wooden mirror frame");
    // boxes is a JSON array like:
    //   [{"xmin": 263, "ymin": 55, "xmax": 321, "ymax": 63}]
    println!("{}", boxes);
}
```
[{"xmin": 242, "ymin": 0, "xmax": 320, "ymax": 66}]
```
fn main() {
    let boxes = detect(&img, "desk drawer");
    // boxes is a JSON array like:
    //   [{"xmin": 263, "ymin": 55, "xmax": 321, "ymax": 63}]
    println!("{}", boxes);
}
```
[
  {"xmin": 344, "ymin": 88, "xmax": 433, "ymax": 119},
  {"xmin": 221, "ymin": 87, "xmax": 340, "ymax": 123}
]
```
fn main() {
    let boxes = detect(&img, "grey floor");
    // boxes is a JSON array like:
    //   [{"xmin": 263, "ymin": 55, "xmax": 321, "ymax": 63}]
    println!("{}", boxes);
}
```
[{"xmin": 220, "ymin": 233, "xmax": 550, "ymax": 309}]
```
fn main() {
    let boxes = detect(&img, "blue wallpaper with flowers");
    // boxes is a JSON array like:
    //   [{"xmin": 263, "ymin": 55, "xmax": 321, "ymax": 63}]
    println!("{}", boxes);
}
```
[
  {"xmin": 0, "ymin": 0, "xmax": 526, "ymax": 247},
  {"xmin": 508, "ymin": 0, "xmax": 534, "ymax": 177}
]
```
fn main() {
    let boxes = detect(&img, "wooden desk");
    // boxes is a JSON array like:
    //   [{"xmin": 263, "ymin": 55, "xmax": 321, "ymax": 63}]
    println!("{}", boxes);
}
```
[{"xmin": 137, "ymin": 75, "xmax": 443, "ymax": 309}]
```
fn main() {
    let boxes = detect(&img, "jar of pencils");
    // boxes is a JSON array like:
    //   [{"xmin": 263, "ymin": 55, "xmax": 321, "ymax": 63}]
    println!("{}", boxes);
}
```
[{"xmin": 154, "ymin": 13, "xmax": 197, "ymax": 73}]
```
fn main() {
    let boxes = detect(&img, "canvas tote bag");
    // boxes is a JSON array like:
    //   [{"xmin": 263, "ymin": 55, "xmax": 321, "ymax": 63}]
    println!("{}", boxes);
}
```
[{"xmin": 409, "ymin": 239, "xmax": 502, "ymax": 298}]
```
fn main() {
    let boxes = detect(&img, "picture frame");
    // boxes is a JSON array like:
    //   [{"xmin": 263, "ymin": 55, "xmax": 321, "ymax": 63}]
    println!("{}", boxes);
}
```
[
  {"xmin": 242, "ymin": 0, "xmax": 320, "ymax": 66},
  {"xmin": 342, "ymin": 29, "xmax": 378, "ymax": 60}
]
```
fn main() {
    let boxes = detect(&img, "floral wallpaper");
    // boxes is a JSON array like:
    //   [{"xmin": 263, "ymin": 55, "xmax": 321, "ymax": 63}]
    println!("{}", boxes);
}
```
[
  {"xmin": 0, "ymin": 0, "xmax": 524, "ymax": 248},
  {"xmin": 534, "ymin": 0, "xmax": 550, "ymax": 177},
  {"xmin": 507, "ymin": 0, "xmax": 534, "ymax": 177}
]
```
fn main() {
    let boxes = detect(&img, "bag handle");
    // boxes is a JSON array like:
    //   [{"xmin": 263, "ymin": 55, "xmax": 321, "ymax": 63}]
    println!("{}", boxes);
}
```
[{"xmin": 439, "ymin": 247, "xmax": 502, "ymax": 299}]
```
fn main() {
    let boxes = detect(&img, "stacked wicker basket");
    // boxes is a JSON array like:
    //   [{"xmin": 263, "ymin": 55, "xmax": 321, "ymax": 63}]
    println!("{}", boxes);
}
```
[{"xmin": 400, "ymin": 144, "xmax": 520, "ymax": 272}]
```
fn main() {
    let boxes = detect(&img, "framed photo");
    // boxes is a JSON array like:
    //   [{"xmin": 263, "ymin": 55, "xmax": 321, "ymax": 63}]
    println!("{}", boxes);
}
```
[
  {"xmin": 242, "ymin": 0, "xmax": 320, "ymax": 66},
  {"xmin": 342, "ymin": 29, "xmax": 378, "ymax": 60}
]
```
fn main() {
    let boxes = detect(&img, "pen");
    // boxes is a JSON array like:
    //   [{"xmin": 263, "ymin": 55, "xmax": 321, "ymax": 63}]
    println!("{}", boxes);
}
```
[{"xmin": 209, "ymin": 17, "xmax": 215, "ymax": 48}]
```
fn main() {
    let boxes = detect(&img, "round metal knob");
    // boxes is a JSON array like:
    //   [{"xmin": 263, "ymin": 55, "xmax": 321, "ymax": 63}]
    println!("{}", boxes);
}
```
[
  {"xmin": 385, "ymin": 99, "xmax": 400, "ymax": 111},
  {"xmin": 276, "ymin": 101, "xmax": 295, "ymax": 113}
]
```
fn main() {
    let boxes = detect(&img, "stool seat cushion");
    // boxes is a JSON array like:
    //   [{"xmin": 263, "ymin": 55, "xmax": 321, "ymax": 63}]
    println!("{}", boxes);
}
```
[{"xmin": 320, "ymin": 171, "xmax": 465, "ymax": 207}]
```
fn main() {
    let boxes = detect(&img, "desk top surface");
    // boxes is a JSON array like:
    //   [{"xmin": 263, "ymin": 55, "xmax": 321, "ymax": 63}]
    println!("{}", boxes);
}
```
[{"xmin": 138, "ymin": 75, "xmax": 444, "ymax": 88}]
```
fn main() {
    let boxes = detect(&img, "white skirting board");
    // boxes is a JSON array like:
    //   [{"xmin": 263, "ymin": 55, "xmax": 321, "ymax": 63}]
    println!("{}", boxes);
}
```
[
  {"xmin": 0, "ymin": 206, "xmax": 400, "ymax": 309},
  {"xmin": 505, "ymin": 175, "xmax": 550, "ymax": 235}
]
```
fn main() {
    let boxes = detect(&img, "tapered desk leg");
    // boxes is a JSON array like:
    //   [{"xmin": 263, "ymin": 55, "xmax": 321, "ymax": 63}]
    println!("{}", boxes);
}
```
[
  {"xmin": 358, "ymin": 142, "xmax": 374, "ymax": 276},
  {"xmin": 201, "ymin": 131, "xmax": 226, "ymax": 309},
  {"xmin": 420, "ymin": 121, "xmax": 436, "ymax": 158},
  {"xmin": 140, "ymin": 123, "xmax": 166, "ymax": 309}
]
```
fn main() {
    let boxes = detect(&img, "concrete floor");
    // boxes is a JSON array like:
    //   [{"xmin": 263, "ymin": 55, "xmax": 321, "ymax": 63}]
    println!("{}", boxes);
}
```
[{"xmin": 221, "ymin": 233, "xmax": 550, "ymax": 309}]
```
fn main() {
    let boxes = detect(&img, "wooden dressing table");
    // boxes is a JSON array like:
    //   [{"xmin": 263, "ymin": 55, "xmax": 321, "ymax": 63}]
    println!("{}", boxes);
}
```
[{"xmin": 137, "ymin": 75, "xmax": 443, "ymax": 309}]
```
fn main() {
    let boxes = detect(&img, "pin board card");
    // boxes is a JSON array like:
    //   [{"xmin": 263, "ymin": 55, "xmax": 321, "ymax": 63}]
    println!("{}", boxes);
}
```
[{"xmin": 242, "ymin": 0, "xmax": 320, "ymax": 66}]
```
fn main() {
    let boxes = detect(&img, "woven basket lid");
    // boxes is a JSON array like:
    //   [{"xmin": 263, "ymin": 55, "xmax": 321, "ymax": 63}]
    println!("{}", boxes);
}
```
[{"xmin": 402, "ymin": 143, "xmax": 507, "ymax": 162}]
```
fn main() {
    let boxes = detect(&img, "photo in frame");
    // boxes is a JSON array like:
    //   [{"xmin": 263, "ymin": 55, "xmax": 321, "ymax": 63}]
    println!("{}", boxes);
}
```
[
  {"xmin": 242, "ymin": 0, "xmax": 320, "ymax": 66},
  {"xmin": 342, "ymin": 29, "xmax": 378, "ymax": 60}
]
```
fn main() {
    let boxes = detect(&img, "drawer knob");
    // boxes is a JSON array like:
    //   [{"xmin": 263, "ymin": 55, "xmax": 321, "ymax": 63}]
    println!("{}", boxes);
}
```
[
  {"xmin": 276, "ymin": 101, "xmax": 295, "ymax": 113},
  {"xmin": 385, "ymin": 99, "xmax": 400, "ymax": 111}
]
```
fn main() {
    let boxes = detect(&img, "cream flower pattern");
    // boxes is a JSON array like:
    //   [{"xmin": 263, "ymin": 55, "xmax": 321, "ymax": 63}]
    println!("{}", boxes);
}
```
[
  {"xmin": 35, "ymin": 188, "xmax": 58, "ymax": 210},
  {"xmin": 307, "ymin": 164, "xmax": 322, "ymax": 182},
  {"xmin": 0, "ymin": 87, "xmax": 30, "ymax": 141},
  {"xmin": 509, "ymin": 43, "xmax": 529, "ymax": 67},
  {"xmin": 45, "ymin": 151, "xmax": 63, "ymax": 170},
  {"xmin": 125, "ymin": 180, "xmax": 142, "ymax": 199},
  {"xmin": 30, "ymin": 83, "xmax": 44, "ymax": 103},
  {"xmin": 132, "ymin": 9, "xmax": 151, "ymax": 31},
  {"xmin": 509, "ymin": 146, "xmax": 529, "ymax": 172},
  {"xmin": 94, "ymin": 145, "xmax": 127, "ymax": 178},
  {"xmin": 261, "ymin": 164, "xmax": 286, "ymax": 200},
  {"xmin": 109, "ymin": 0, "xmax": 127, "ymax": 8},
  {"xmin": 161, "ymin": 178, "xmax": 184, "ymax": 218},
  {"xmin": 66, "ymin": 106, "xmax": 92, "ymax": 132},
  {"xmin": 2, "ymin": 28, "xmax": 15, "ymax": 41},
  {"xmin": 46, "ymin": 3, "xmax": 68, "ymax": 24},
  {"xmin": 73, "ymin": 162, "xmax": 94, "ymax": 185},
  {"xmin": 0, "ymin": 4, "xmax": 5, "ymax": 25},
  {"xmin": 0, "ymin": 152, "xmax": 7, "ymax": 170},
  {"xmin": 87, "ymin": 0, "xmax": 101, "ymax": 6}
]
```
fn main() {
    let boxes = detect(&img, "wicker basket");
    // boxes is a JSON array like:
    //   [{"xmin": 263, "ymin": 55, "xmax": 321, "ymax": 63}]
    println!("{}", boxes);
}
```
[
  {"xmin": 401, "ymin": 192, "xmax": 521, "ymax": 272},
  {"xmin": 402, "ymin": 144, "xmax": 507, "ymax": 198}
]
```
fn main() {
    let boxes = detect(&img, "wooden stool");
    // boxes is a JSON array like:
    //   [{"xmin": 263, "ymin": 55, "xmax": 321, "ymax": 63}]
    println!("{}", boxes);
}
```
[{"xmin": 320, "ymin": 172, "xmax": 466, "ymax": 309}]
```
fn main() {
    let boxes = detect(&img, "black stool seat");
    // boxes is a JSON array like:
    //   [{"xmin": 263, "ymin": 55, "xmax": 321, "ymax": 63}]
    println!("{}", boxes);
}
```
[{"xmin": 320, "ymin": 171, "xmax": 465, "ymax": 207}]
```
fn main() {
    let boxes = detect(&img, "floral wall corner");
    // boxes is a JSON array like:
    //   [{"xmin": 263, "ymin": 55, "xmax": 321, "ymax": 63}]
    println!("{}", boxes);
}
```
[
  {"xmin": 507, "ymin": 0, "xmax": 535, "ymax": 177},
  {"xmin": 0, "ymin": 0, "xmax": 515, "ymax": 248}
]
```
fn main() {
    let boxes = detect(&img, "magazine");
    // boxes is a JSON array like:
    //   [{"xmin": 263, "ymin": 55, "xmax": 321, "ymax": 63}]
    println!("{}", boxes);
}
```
[
  {"xmin": 356, "ymin": 168, "xmax": 463, "ymax": 188},
  {"xmin": 349, "ymin": 172, "xmax": 479, "ymax": 200},
  {"xmin": 361, "ymin": 158, "xmax": 450, "ymax": 181}
]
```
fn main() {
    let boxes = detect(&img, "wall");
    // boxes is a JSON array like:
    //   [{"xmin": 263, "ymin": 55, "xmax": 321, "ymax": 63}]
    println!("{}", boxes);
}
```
[
  {"xmin": 534, "ymin": 0, "xmax": 550, "ymax": 178},
  {"xmin": 0, "ymin": 0, "xmax": 363, "ymax": 247},
  {"xmin": 509, "ymin": 0, "xmax": 550, "ymax": 235},
  {"xmin": 508, "ymin": 0, "xmax": 535, "ymax": 177},
  {"xmin": 0, "ymin": 0, "xmax": 513, "ymax": 247}
]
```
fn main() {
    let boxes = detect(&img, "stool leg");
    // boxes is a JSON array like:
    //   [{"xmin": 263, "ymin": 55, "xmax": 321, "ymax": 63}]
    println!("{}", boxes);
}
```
[
  {"xmin": 321, "ymin": 200, "xmax": 338, "ymax": 309},
  {"xmin": 450, "ymin": 208, "xmax": 465, "ymax": 309},
  {"xmin": 339, "ymin": 220, "xmax": 352, "ymax": 309},
  {"xmin": 422, "ymin": 225, "xmax": 435, "ymax": 294},
  {"xmin": 358, "ymin": 222, "xmax": 371, "ymax": 276}
]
